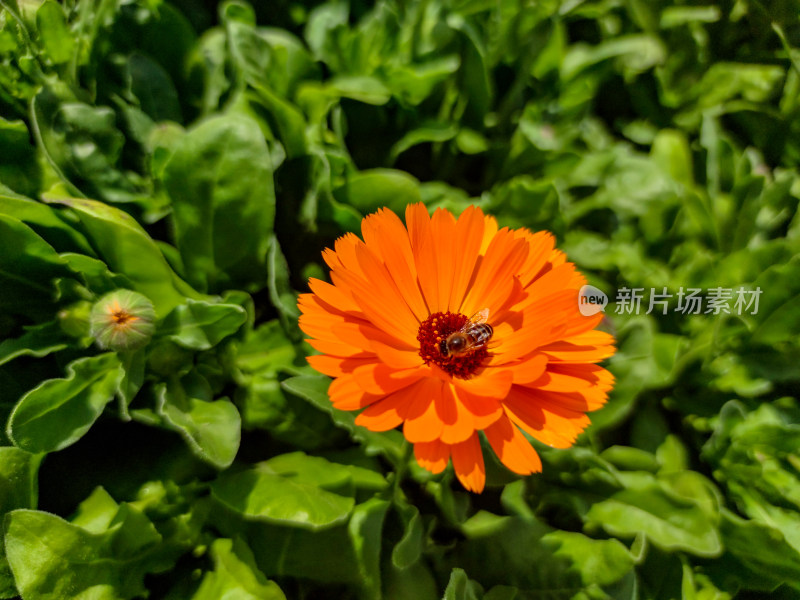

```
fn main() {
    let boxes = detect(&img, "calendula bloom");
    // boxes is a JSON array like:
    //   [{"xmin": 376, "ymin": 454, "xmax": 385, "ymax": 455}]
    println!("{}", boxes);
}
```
[{"xmin": 298, "ymin": 204, "xmax": 615, "ymax": 492}]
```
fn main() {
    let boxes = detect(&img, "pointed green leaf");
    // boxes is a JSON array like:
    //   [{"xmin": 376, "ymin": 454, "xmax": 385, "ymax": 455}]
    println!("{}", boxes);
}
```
[
  {"xmin": 192, "ymin": 538, "xmax": 286, "ymax": 600},
  {"xmin": 156, "ymin": 382, "xmax": 241, "ymax": 469},
  {"xmin": 7, "ymin": 353, "xmax": 121, "ymax": 453},
  {"xmin": 160, "ymin": 299, "xmax": 248, "ymax": 350}
]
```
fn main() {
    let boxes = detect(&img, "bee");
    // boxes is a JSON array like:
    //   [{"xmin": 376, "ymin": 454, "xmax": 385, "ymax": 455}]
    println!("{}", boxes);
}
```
[{"xmin": 439, "ymin": 308, "xmax": 493, "ymax": 360}]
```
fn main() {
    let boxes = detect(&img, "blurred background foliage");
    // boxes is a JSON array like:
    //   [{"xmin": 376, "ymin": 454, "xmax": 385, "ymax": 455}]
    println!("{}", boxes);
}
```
[{"xmin": 1, "ymin": 0, "xmax": 799, "ymax": 598}]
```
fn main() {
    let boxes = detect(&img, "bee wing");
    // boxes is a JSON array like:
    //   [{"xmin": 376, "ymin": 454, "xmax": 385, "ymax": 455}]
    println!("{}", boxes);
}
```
[{"xmin": 469, "ymin": 308, "xmax": 490, "ymax": 324}]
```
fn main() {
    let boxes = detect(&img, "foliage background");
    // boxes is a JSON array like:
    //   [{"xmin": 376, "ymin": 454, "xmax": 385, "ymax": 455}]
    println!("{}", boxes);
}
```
[{"xmin": 1, "ymin": 0, "xmax": 800, "ymax": 598}]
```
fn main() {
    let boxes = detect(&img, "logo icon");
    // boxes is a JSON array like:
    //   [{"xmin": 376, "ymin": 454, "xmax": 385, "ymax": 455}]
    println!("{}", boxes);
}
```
[{"xmin": 578, "ymin": 285, "xmax": 608, "ymax": 316}]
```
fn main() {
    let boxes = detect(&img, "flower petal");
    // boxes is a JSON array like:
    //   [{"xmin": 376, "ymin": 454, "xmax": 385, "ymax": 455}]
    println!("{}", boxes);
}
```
[
  {"xmin": 447, "ymin": 206, "xmax": 488, "ymax": 312},
  {"xmin": 414, "ymin": 439, "xmax": 450, "ymax": 474},
  {"xmin": 540, "ymin": 330, "xmax": 616, "ymax": 363},
  {"xmin": 355, "ymin": 379, "xmax": 427, "ymax": 431},
  {"xmin": 307, "ymin": 354, "xmax": 377, "ymax": 377},
  {"xmin": 484, "ymin": 414, "xmax": 542, "ymax": 475},
  {"xmin": 403, "ymin": 378, "xmax": 445, "ymax": 443},
  {"xmin": 437, "ymin": 382, "xmax": 475, "ymax": 444},
  {"xmin": 461, "ymin": 228, "xmax": 529, "ymax": 317},
  {"xmin": 307, "ymin": 278, "xmax": 361, "ymax": 314},
  {"xmin": 503, "ymin": 385, "xmax": 591, "ymax": 448},
  {"xmin": 453, "ymin": 367, "xmax": 513, "ymax": 399},
  {"xmin": 361, "ymin": 208, "xmax": 429, "ymax": 320},
  {"xmin": 451, "ymin": 433, "xmax": 486, "ymax": 493},
  {"xmin": 330, "ymin": 375, "xmax": 384, "ymax": 410},
  {"xmin": 352, "ymin": 363, "xmax": 426, "ymax": 395}
]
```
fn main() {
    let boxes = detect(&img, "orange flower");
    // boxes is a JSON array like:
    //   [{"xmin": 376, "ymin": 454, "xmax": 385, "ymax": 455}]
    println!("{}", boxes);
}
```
[{"xmin": 298, "ymin": 204, "xmax": 615, "ymax": 492}]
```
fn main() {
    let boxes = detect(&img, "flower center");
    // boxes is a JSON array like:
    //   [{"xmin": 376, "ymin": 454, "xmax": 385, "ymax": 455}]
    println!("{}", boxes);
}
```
[
  {"xmin": 417, "ymin": 311, "xmax": 490, "ymax": 379},
  {"xmin": 109, "ymin": 307, "xmax": 138, "ymax": 327}
]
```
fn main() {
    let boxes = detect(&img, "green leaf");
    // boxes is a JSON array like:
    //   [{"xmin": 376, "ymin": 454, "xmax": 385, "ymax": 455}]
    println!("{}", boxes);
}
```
[
  {"xmin": 348, "ymin": 498, "xmax": 390, "ymax": 600},
  {"xmin": 714, "ymin": 509, "xmax": 800, "ymax": 592},
  {"xmin": 163, "ymin": 114, "xmax": 276, "ymax": 292},
  {"xmin": 126, "ymin": 52, "xmax": 182, "ymax": 123},
  {"xmin": 541, "ymin": 531, "xmax": 635, "ymax": 587},
  {"xmin": 281, "ymin": 375, "xmax": 405, "ymax": 462},
  {"xmin": 155, "ymin": 380, "xmax": 241, "ymax": 469},
  {"xmin": 211, "ymin": 452, "xmax": 358, "ymax": 530},
  {"xmin": 192, "ymin": 538, "xmax": 287, "ymax": 600},
  {"xmin": 333, "ymin": 169, "xmax": 422, "ymax": 215},
  {"xmin": 35, "ymin": 2, "xmax": 74, "ymax": 65},
  {"xmin": 0, "ymin": 320, "xmax": 72, "ymax": 366},
  {"xmin": 585, "ymin": 478, "xmax": 722, "ymax": 557},
  {"xmin": 160, "ymin": 299, "xmax": 248, "ymax": 350},
  {"xmin": 389, "ymin": 121, "xmax": 458, "ymax": 163},
  {"xmin": 4, "ymin": 504, "xmax": 178, "ymax": 600},
  {"xmin": 0, "ymin": 120, "xmax": 41, "ymax": 198},
  {"xmin": 0, "ymin": 448, "xmax": 41, "ymax": 599},
  {"xmin": 0, "ymin": 213, "xmax": 72, "ymax": 318},
  {"xmin": 43, "ymin": 196, "xmax": 199, "ymax": 315},
  {"xmin": 442, "ymin": 568, "xmax": 483, "ymax": 600},
  {"xmin": 235, "ymin": 319, "xmax": 302, "ymax": 377},
  {"xmin": 391, "ymin": 504, "xmax": 424, "ymax": 569},
  {"xmin": 7, "ymin": 353, "xmax": 122, "ymax": 453},
  {"xmin": 0, "ymin": 190, "xmax": 92, "ymax": 255},
  {"xmin": 750, "ymin": 256, "xmax": 800, "ymax": 344},
  {"xmin": 32, "ymin": 90, "xmax": 146, "ymax": 205}
]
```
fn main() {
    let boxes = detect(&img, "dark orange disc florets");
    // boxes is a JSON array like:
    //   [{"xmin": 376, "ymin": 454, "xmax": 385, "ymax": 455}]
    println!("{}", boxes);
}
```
[{"xmin": 417, "ymin": 311, "xmax": 489, "ymax": 378}]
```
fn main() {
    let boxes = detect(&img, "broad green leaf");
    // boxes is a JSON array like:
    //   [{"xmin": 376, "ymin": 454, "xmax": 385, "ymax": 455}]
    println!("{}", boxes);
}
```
[
  {"xmin": 541, "ymin": 531, "xmax": 635, "ymax": 587},
  {"xmin": 390, "ymin": 121, "xmax": 458, "ymax": 162},
  {"xmin": 0, "ymin": 190, "xmax": 92, "ymax": 255},
  {"xmin": 43, "ymin": 196, "xmax": 199, "ymax": 315},
  {"xmin": 61, "ymin": 252, "xmax": 132, "ymax": 293},
  {"xmin": 265, "ymin": 451, "xmax": 386, "ymax": 493},
  {"xmin": 715, "ymin": 510, "xmax": 800, "ymax": 591},
  {"xmin": 192, "ymin": 538, "xmax": 286, "ymax": 600},
  {"xmin": 0, "ymin": 121, "xmax": 41, "ymax": 198},
  {"xmin": 281, "ymin": 375, "xmax": 405, "ymax": 462},
  {"xmin": 327, "ymin": 76, "xmax": 392, "ymax": 105},
  {"xmin": 160, "ymin": 299, "xmax": 248, "ymax": 350},
  {"xmin": 4, "ymin": 505, "xmax": 178, "ymax": 600},
  {"xmin": 7, "ymin": 353, "xmax": 122, "ymax": 453},
  {"xmin": 126, "ymin": 52, "xmax": 182, "ymax": 123},
  {"xmin": 238, "ymin": 374, "xmax": 344, "ymax": 449},
  {"xmin": 163, "ymin": 114, "xmax": 276, "ymax": 292},
  {"xmin": 155, "ymin": 381, "xmax": 241, "ymax": 469},
  {"xmin": 562, "ymin": 35, "xmax": 666, "ymax": 79},
  {"xmin": 35, "ymin": 2, "xmax": 74, "ymax": 65},
  {"xmin": 32, "ymin": 90, "xmax": 146, "ymax": 205},
  {"xmin": 0, "ymin": 447, "xmax": 40, "ymax": 516},
  {"xmin": 585, "ymin": 480, "xmax": 722, "ymax": 557},
  {"xmin": 600, "ymin": 446, "xmax": 659, "ymax": 473},
  {"xmin": 333, "ymin": 169, "xmax": 421, "ymax": 215},
  {"xmin": 211, "ymin": 453, "xmax": 357, "ymax": 530},
  {"xmin": 391, "ymin": 504, "xmax": 424, "ymax": 569},
  {"xmin": 235, "ymin": 319, "xmax": 302, "ymax": 377},
  {"xmin": 749, "ymin": 256, "xmax": 800, "ymax": 344},
  {"xmin": 0, "ymin": 448, "xmax": 41, "ymax": 599},
  {"xmin": 0, "ymin": 320, "xmax": 72, "ymax": 366},
  {"xmin": 348, "ymin": 497, "xmax": 390, "ymax": 600},
  {"xmin": 385, "ymin": 561, "xmax": 440, "ymax": 600},
  {"xmin": 0, "ymin": 213, "xmax": 72, "ymax": 318},
  {"xmin": 442, "ymin": 568, "xmax": 483, "ymax": 600}
]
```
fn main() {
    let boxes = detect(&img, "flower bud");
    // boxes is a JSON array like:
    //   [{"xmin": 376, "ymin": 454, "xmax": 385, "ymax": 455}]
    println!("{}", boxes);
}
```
[{"xmin": 90, "ymin": 290, "xmax": 156, "ymax": 351}]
